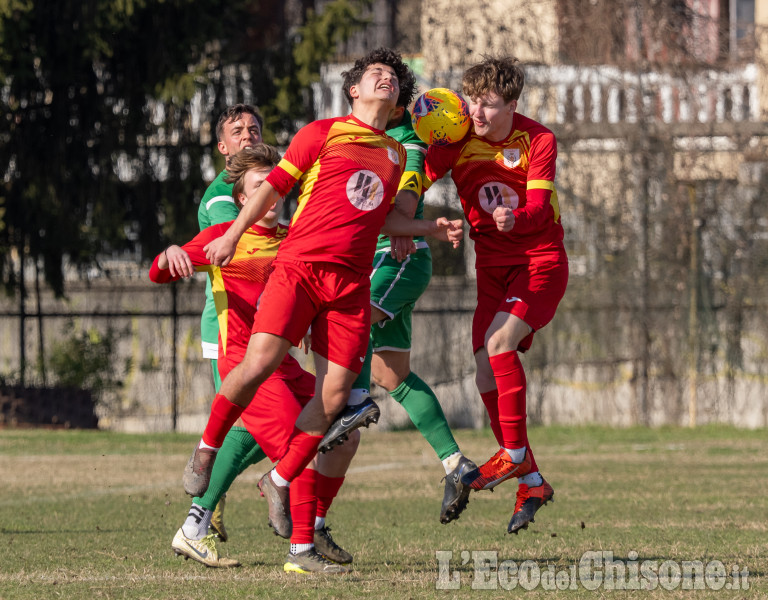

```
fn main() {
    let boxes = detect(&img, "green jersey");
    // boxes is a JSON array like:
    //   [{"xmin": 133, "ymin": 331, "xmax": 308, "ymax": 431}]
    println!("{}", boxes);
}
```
[
  {"xmin": 377, "ymin": 110, "xmax": 427, "ymax": 250},
  {"xmin": 198, "ymin": 170, "xmax": 239, "ymax": 358}
]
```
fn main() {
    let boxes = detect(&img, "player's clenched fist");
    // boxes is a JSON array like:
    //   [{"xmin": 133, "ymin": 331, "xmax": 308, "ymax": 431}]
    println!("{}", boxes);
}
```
[{"xmin": 493, "ymin": 206, "xmax": 515, "ymax": 232}]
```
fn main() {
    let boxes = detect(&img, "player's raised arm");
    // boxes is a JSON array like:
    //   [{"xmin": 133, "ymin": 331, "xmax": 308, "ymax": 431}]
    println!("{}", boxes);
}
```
[{"xmin": 204, "ymin": 181, "xmax": 281, "ymax": 266}]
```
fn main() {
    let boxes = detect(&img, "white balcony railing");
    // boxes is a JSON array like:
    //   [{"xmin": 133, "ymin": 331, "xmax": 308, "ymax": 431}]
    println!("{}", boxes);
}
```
[{"xmin": 313, "ymin": 63, "xmax": 760, "ymax": 126}]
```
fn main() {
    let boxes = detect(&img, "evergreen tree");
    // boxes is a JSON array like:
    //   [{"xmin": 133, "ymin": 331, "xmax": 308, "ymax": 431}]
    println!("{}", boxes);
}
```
[{"xmin": 0, "ymin": 0, "xmax": 370, "ymax": 295}]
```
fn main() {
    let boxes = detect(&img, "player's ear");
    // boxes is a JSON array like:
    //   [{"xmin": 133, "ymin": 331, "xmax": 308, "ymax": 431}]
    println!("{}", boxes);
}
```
[
  {"xmin": 348, "ymin": 83, "xmax": 361, "ymax": 101},
  {"xmin": 218, "ymin": 139, "xmax": 228, "ymax": 156}
]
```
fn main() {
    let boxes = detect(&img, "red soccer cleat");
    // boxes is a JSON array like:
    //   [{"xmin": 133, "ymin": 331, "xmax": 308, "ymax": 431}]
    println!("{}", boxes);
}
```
[
  {"xmin": 460, "ymin": 448, "xmax": 532, "ymax": 491},
  {"xmin": 507, "ymin": 478, "xmax": 554, "ymax": 534}
]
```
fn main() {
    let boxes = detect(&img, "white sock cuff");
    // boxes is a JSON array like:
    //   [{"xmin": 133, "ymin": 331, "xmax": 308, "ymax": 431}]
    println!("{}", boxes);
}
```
[
  {"xmin": 503, "ymin": 446, "xmax": 526, "ymax": 464},
  {"xmin": 270, "ymin": 469, "xmax": 291, "ymax": 488},
  {"xmin": 198, "ymin": 440, "xmax": 220, "ymax": 451},
  {"xmin": 347, "ymin": 388, "xmax": 370, "ymax": 406},
  {"xmin": 441, "ymin": 452, "xmax": 463, "ymax": 474},
  {"xmin": 290, "ymin": 543, "xmax": 314, "ymax": 555},
  {"xmin": 519, "ymin": 471, "xmax": 543, "ymax": 487}
]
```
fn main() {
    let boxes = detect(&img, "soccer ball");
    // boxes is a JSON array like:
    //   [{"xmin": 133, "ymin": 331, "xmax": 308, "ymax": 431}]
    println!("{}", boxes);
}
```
[{"xmin": 411, "ymin": 88, "xmax": 470, "ymax": 146}]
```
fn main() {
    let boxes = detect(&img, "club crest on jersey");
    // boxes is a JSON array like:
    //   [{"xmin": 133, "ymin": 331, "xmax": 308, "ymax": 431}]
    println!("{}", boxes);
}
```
[
  {"xmin": 347, "ymin": 170, "xmax": 385, "ymax": 211},
  {"xmin": 479, "ymin": 181, "xmax": 519, "ymax": 214},
  {"xmin": 387, "ymin": 147, "xmax": 400, "ymax": 165},
  {"xmin": 502, "ymin": 148, "xmax": 521, "ymax": 168}
]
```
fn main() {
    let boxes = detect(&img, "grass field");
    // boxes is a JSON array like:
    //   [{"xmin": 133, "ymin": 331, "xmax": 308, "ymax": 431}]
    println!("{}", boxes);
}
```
[{"xmin": 0, "ymin": 425, "xmax": 765, "ymax": 599}]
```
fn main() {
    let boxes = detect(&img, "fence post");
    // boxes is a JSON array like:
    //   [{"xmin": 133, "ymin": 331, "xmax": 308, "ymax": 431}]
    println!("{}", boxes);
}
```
[
  {"xmin": 18, "ymin": 237, "xmax": 26, "ymax": 388},
  {"xmin": 687, "ymin": 184, "xmax": 699, "ymax": 427},
  {"xmin": 172, "ymin": 283, "xmax": 178, "ymax": 431},
  {"xmin": 35, "ymin": 261, "xmax": 46, "ymax": 385}
]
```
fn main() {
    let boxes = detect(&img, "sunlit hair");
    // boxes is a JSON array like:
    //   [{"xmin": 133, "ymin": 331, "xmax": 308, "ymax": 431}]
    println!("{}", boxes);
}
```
[
  {"xmin": 224, "ymin": 145, "xmax": 281, "ymax": 208},
  {"xmin": 462, "ymin": 56, "xmax": 525, "ymax": 103},
  {"xmin": 215, "ymin": 104, "xmax": 264, "ymax": 142},
  {"xmin": 341, "ymin": 47, "xmax": 416, "ymax": 109}
]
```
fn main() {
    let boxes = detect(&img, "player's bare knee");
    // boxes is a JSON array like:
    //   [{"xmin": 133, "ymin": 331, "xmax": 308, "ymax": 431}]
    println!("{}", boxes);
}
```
[
  {"xmin": 371, "ymin": 370, "xmax": 403, "ymax": 392},
  {"xmin": 371, "ymin": 353, "xmax": 410, "ymax": 391},
  {"xmin": 238, "ymin": 360, "xmax": 272, "ymax": 391},
  {"xmin": 484, "ymin": 330, "xmax": 505, "ymax": 356},
  {"xmin": 240, "ymin": 348, "xmax": 284, "ymax": 386}
]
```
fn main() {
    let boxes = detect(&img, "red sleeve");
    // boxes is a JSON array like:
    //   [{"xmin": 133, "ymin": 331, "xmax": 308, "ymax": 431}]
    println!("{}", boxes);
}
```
[
  {"xmin": 423, "ymin": 142, "xmax": 461, "ymax": 192},
  {"xmin": 147, "ymin": 223, "xmax": 231, "ymax": 284},
  {"xmin": 149, "ymin": 254, "xmax": 174, "ymax": 283},
  {"xmin": 266, "ymin": 120, "xmax": 329, "ymax": 196},
  {"xmin": 512, "ymin": 130, "xmax": 558, "ymax": 235}
]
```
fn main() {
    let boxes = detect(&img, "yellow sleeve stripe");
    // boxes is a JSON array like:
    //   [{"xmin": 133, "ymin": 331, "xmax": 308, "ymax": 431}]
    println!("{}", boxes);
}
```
[
  {"xmin": 421, "ymin": 173, "xmax": 435, "ymax": 194},
  {"xmin": 278, "ymin": 158, "xmax": 303, "ymax": 180},
  {"xmin": 527, "ymin": 179, "xmax": 555, "ymax": 191},
  {"xmin": 398, "ymin": 170, "xmax": 422, "ymax": 194}
]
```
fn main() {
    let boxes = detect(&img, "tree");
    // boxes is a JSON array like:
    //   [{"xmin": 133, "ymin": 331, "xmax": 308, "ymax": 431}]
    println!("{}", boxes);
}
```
[{"xmin": 0, "ymin": 0, "xmax": 370, "ymax": 296}]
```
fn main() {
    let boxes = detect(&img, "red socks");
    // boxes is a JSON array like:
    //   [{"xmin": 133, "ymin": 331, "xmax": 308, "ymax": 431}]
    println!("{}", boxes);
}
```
[
  {"xmin": 274, "ymin": 427, "xmax": 323, "ymax": 482},
  {"xmin": 480, "ymin": 389, "xmax": 504, "ymax": 445},
  {"xmin": 483, "ymin": 351, "xmax": 539, "ymax": 473},
  {"xmin": 315, "ymin": 473, "xmax": 345, "ymax": 518},
  {"xmin": 289, "ymin": 468, "xmax": 318, "ymax": 544},
  {"xmin": 201, "ymin": 394, "xmax": 245, "ymax": 448},
  {"xmin": 488, "ymin": 350, "xmax": 527, "ymax": 450}
]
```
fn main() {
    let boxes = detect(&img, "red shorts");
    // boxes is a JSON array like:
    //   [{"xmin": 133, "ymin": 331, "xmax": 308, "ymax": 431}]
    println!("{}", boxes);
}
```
[
  {"xmin": 252, "ymin": 259, "xmax": 371, "ymax": 373},
  {"xmin": 219, "ymin": 340, "xmax": 308, "ymax": 381},
  {"xmin": 218, "ymin": 352, "xmax": 314, "ymax": 462},
  {"xmin": 472, "ymin": 260, "xmax": 568, "ymax": 353}
]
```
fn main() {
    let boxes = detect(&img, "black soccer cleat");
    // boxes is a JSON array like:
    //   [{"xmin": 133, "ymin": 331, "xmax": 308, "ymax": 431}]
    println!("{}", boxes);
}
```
[
  {"xmin": 317, "ymin": 397, "xmax": 380, "ymax": 453},
  {"xmin": 440, "ymin": 455, "xmax": 477, "ymax": 524}
]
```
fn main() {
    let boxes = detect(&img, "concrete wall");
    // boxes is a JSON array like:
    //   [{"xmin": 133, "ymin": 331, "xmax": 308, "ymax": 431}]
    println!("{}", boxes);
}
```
[{"xmin": 2, "ymin": 256, "xmax": 767, "ymax": 432}]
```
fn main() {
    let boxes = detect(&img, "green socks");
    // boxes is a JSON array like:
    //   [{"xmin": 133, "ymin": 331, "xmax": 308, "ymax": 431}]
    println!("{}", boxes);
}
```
[
  {"xmin": 195, "ymin": 426, "xmax": 266, "ymax": 510},
  {"xmin": 390, "ymin": 372, "xmax": 459, "ymax": 461},
  {"xmin": 349, "ymin": 339, "xmax": 373, "ymax": 397}
]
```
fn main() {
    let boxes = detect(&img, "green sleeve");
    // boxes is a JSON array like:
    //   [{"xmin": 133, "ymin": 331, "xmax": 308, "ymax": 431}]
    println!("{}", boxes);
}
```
[{"xmin": 206, "ymin": 195, "xmax": 239, "ymax": 225}]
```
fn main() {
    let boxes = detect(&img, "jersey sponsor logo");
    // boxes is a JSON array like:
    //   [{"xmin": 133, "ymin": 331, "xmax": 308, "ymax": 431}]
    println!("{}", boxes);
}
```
[
  {"xmin": 478, "ymin": 182, "xmax": 519, "ymax": 214},
  {"xmin": 347, "ymin": 170, "xmax": 385, "ymax": 211},
  {"xmin": 505, "ymin": 296, "xmax": 521, "ymax": 303},
  {"xmin": 503, "ymin": 148, "xmax": 521, "ymax": 168}
]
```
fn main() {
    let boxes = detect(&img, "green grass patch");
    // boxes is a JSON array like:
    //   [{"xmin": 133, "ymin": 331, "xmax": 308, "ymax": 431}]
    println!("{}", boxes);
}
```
[{"xmin": 0, "ymin": 425, "xmax": 765, "ymax": 599}]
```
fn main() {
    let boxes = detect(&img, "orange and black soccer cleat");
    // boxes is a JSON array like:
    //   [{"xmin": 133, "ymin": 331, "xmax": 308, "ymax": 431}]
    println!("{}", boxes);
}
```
[{"xmin": 461, "ymin": 448, "xmax": 532, "ymax": 491}]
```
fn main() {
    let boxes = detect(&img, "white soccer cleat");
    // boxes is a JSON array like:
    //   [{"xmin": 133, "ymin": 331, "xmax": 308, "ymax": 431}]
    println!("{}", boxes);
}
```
[{"xmin": 171, "ymin": 528, "xmax": 240, "ymax": 568}]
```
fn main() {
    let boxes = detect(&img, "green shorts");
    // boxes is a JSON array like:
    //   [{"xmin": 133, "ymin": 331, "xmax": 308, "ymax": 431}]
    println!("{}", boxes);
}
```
[{"xmin": 369, "ymin": 242, "xmax": 432, "ymax": 352}]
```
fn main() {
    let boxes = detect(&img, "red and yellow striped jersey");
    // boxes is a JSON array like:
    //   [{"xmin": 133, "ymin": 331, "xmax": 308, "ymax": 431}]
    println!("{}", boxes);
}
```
[
  {"xmin": 267, "ymin": 114, "xmax": 407, "ymax": 274},
  {"xmin": 424, "ymin": 112, "xmax": 566, "ymax": 268},
  {"xmin": 149, "ymin": 222, "xmax": 303, "ymax": 379}
]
